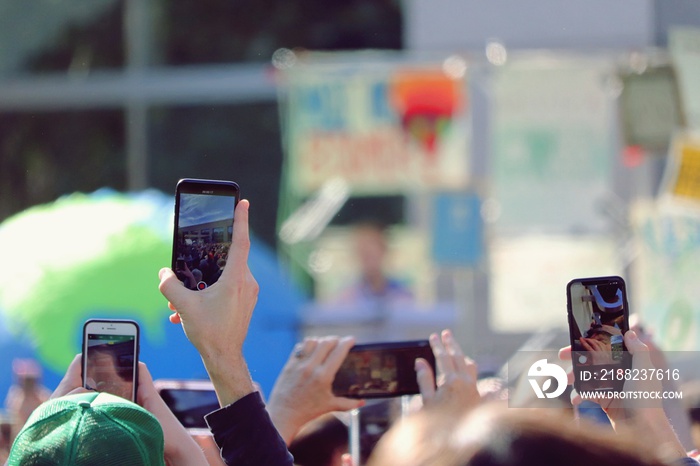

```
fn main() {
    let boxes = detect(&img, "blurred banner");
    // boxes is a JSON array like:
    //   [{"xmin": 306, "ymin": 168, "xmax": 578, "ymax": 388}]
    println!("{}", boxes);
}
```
[
  {"xmin": 490, "ymin": 235, "xmax": 618, "ymax": 333},
  {"xmin": 490, "ymin": 58, "xmax": 615, "ymax": 236},
  {"xmin": 430, "ymin": 191, "xmax": 483, "ymax": 267},
  {"xmin": 670, "ymin": 27, "xmax": 700, "ymax": 131},
  {"xmin": 659, "ymin": 131, "xmax": 700, "ymax": 203},
  {"xmin": 632, "ymin": 201, "xmax": 700, "ymax": 351},
  {"xmin": 619, "ymin": 64, "xmax": 684, "ymax": 154},
  {"xmin": 281, "ymin": 54, "xmax": 471, "ymax": 196},
  {"xmin": 488, "ymin": 58, "xmax": 621, "ymax": 333}
]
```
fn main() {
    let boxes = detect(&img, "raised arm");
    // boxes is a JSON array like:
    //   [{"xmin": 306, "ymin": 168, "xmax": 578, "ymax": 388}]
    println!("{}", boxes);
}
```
[{"xmin": 158, "ymin": 200, "xmax": 293, "ymax": 466}]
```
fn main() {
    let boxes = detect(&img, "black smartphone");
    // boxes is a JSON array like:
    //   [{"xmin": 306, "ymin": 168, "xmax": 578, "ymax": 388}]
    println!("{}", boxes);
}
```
[
  {"xmin": 172, "ymin": 178, "xmax": 240, "ymax": 290},
  {"xmin": 82, "ymin": 319, "xmax": 140, "ymax": 402},
  {"xmin": 567, "ymin": 276, "xmax": 631, "ymax": 393},
  {"xmin": 155, "ymin": 380, "xmax": 219, "ymax": 430},
  {"xmin": 332, "ymin": 340, "xmax": 435, "ymax": 399}
]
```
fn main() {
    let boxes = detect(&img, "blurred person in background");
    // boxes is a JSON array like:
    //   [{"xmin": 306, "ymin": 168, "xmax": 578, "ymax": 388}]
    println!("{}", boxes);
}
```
[
  {"xmin": 3, "ymin": 358, "xmax": 50, "ymax": 443},
  {"xmin": 333, "ymin": 220, "xmax": 413, "ymax": 312}
]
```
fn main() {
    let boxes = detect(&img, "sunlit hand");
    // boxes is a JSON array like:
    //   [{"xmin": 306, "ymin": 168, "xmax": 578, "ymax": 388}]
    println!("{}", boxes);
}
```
[
  {"xmin": 416, "ymin": 329, "xmax": 480, "ymax": 412},
  {"xmin": 560, "ymin": 331, "xmax": 686, "ymax": 460},
  {"xmin": 159, "ymin": 200, "xmax": 259, "ymax": 406},
  {"xmin": 267, "ymin": 336, "xmax": 365, "ymax": 445},
  {"xmin": 579, "ymin": 337, "xmax": 614, "ymax": 365},
  {"xmin": 50, "ymin": 354, "xmax": 89, "ymax": 399}
]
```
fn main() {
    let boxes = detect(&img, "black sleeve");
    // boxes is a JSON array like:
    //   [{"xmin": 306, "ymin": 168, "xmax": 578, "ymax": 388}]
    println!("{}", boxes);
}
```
[
  {"xmin": 674, "ymin": 458, "xmax": 700, "ymax": 465},
  {"xmin": 205, "ymin": 391, "xmax": 294, "ymax": 466}
]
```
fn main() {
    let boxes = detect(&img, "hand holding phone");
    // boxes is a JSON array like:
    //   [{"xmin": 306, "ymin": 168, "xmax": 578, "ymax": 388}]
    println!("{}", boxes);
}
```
[
  {"xmin": 567, "ymin": 276, "xmax": 631, "ymax": 393},
  {"xmin": 267, "ymin": 336, "xmax": 364, "ymax": 445},
  {"xmin": 418, "ymin": 330, "xmax": 480, "ymax": 410},
  {"xmin": 82, "ymin": 319, "xmax": 140, "ymax": 402}
]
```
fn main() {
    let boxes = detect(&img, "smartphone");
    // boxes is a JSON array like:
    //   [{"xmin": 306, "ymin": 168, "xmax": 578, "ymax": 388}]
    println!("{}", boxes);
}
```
[
  {"xmin": 567, "ymin": 276, "xmax": 631, "ymax": 393},
  {"xmin": 172, "ymin": 178, "xmax": 240, "ymax": 290},
  {"xmin": 332, "ymin": 340, "xmax": 435, "ymax": 399},
  {"xmin": 155, "ymin": 379, "xmax": 219, "ymax": 430},
  {"xmin": 82, "ymin": 319, "xmax": 140, "ymax": 402}
]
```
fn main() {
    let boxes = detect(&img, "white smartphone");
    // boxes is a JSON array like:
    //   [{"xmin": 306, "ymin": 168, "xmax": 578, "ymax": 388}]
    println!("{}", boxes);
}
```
[{"xmin": 82, "ymin": 319, "xmax": 140, "ymax": 402}]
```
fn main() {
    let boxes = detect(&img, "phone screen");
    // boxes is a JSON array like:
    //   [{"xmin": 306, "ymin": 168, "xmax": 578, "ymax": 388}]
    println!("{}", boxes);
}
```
[
  {"xmin": 159, "ymin": 388, "xmax": 220, "ymax": 429},
  {"xmin": 84, "ymin": 329, "xmax": 138, "ymax": 401},
  {"xmin": 172, "ymin": 179, "xmax": 239, "ymax": 291},
  {"xmin": 567, "ymin": 276, "xmax": 631, "ymax": 392},
  {"xmin": 332, "ymin": 340, "xmax": 435, "ymax": 399}
]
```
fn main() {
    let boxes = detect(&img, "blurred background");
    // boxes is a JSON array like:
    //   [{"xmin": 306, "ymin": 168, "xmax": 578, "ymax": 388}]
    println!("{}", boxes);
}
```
[{"xmin": 2, "ymin": 0, "xmax": 700, "ymax": 435}]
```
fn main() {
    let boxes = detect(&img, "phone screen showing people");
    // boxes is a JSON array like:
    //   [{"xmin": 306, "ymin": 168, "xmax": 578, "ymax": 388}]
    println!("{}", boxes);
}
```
[
  {"xmin": 567, "ymin": 276, "xmax": 630, "ymax": 392},
  {"xmin": 332, "ymin": 341, "xmax": 435, "ymax": 399},
  {"xmin": 85, "ymin": 333, "xmax": 137, "ymax": 401},
  {"xmin": 173, "ymin": 179, "xmax": 239, "ymax": 291}
]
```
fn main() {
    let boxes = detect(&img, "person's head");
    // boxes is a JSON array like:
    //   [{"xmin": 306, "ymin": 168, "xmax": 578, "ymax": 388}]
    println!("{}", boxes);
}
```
[
  {"xmin": 368, "ymin": 404, "xmax": 669, "ymax": 466},
  {"xmin": 12, "ymin": 359, "xmax": 42, "ymax": 389},
  {"xmin": 353, "ymin": 221, "xmax": 389, "ymax": 280},
  {"xmin": 586, "ymin": 328, "xmax": 612, "ymax": 346},
  {"xmin": 8, "ymin": 391, "xmax": 165, "ymax": 466},
  {"xmin": 288, "ymin": 414, "xmax": 348, "ymax": 466}
]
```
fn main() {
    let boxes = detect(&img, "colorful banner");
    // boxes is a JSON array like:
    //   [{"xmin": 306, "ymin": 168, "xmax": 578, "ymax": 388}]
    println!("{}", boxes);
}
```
[
  {"xmin": 660, "ymin": 131, "xmax": 700, "ymax": 204},
  {"xmin": 632, "ymin": 202, "xmax": 700, "ymax": 351},
  {"xmin": 282, "ymin": 56, "xmax": 471, "ymax": 195},
  {"xmin": 670, "ymin": 27, "xmax": 700, "ymax": 131}
]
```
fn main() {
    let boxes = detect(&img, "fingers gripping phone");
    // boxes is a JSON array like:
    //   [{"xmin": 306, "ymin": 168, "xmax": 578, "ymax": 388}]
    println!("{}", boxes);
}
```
[
  {"xmin": 332, "ymin": 340, "xmax": 436, "ymax": 399},
  {"xmin": 567, "ymin": 276, "xmax": 631, "ymax": 393},
  {"xmin": 82, "ymin": 319, "xmax": 140, "ymax": 402},
  {"xmin": 172, "ymin": 179, "xmax": 240, "ymax": 291}
]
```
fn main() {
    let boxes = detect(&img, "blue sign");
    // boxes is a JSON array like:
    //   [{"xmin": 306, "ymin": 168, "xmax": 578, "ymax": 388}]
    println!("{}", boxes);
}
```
[{"xmin": 431, "ymin": 192, "xmax": 483, "ymax": 266}]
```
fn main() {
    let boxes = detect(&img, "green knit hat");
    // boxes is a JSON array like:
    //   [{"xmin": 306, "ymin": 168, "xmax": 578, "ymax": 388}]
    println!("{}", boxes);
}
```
[{"xmin": 8, "ymin": 391, "xmax": 165, "ymax": 466}]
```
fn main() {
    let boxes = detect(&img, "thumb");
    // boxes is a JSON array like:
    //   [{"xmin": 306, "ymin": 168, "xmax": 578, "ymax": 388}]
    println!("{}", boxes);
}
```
[
  {"xmin": 623, "ymin": 330, "xmax": 647, "ymax": 354},
  {"xmin": 158, "ymin": 267, "xmax": 190, "ymax": 312},
  {"xmin": 51, "ymin": 354, "xmax": 83, "ymax": 399},
  {"xmin": 624, "ymin": 330, "xmax": 654, "ymax": 370},
  {"xmin": 333, "ymin": 397, "xmax": 365, "ymax": 412},
  {"xmin": 415, "ymin": 358, "xmax": 436, "ymax": 404}
]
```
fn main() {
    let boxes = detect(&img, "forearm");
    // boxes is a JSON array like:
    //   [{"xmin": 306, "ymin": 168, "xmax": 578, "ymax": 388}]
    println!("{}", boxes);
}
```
[
  {"xmin": 201, "ymin": 351, "xmax": 255, "ymax": 408},
  {"xmin": 165, "ymin": 441, "xmax": 208, "ymax": 466},
  {"xmin": 610, "ymin": 408, "xmax": 688, "ymax": 461},
  {"xmin": 638, "ymin": 409, "xmax": 689, "ymax": 461},
  {"xmin": 267, "ymin": 403, "xmax": 304, "ymax": 445},
  {"xmin": 163, "ymin": 427, "xmax": 208, "ymax": 466}
]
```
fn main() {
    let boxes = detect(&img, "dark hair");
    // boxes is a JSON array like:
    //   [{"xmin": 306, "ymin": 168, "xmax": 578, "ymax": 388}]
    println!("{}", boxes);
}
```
[
  {"xmin": 288, "ymin": 414, "xmax": 348, "ymax": 466},
  {"xmin": 368, "ymin": 405, "xmax": 669, "ymax": 466}
]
